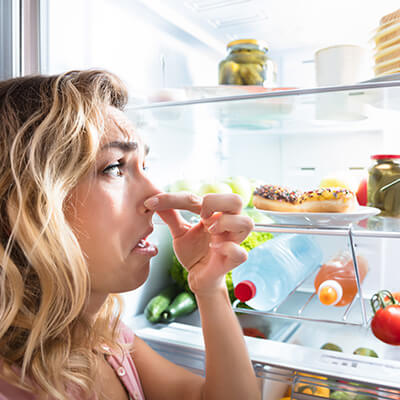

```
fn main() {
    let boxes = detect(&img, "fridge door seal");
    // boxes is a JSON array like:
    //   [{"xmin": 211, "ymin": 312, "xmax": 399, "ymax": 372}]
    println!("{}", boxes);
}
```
[{"xmin": 0, "ymin": 0, "xmax": 20, "ymax": 79}]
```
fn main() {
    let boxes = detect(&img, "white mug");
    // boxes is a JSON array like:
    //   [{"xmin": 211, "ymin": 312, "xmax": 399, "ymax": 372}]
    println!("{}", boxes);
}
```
[{"xmin": 315, "ymin": 44, "xmax": 371, "ymax": 86}]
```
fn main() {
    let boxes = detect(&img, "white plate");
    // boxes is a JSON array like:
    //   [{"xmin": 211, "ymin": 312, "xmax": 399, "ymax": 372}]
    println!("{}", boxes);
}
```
[
  {"xmin": 257, "ymin": 206, "xmax": 381, "ymax": 226},
  {"xmin": 361, "ymin": 72, "xmax": 400, "ymax": 83}
]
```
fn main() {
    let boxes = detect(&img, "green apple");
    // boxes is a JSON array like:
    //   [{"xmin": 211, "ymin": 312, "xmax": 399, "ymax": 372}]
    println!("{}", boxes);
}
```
[
  {"xmin": 224, "ymin": 176, "xmax": 253, "ymax": 208},
  {"xmin": 198, "ymin": 180, "xmax": 233, "ymax": 196},
  {"xmin": 167, "ymin": 178, "xmax": 199, "ymax": 193},
  {"xmin": 247, "ymin": 178, "xmax": 262, "ymax": 208},
  {"xmin": 242, "ymin": 208, "xmax": 273, "ymax": 223}
]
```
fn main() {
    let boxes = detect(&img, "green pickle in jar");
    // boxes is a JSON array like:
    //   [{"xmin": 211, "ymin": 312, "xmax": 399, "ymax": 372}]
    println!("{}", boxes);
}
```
[
  {"xmin": 218, "ymin": 39, "xmax": 275, "ymax": 86},
  {"xmin": 368, "ymin": 154, "xmax": 400, "ymax": 217}
]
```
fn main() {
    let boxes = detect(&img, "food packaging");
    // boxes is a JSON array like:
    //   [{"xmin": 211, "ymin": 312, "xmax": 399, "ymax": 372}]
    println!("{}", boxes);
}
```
[{"xmin": 314, "ymin": 44, "xmax": 371, "ymax": 86}]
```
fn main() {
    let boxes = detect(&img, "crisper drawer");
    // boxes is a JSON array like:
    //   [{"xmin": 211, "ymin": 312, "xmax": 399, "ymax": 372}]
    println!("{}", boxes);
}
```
[{"xmin": 131, "ymin": 317, "xmax": 400, "ymax": 400}]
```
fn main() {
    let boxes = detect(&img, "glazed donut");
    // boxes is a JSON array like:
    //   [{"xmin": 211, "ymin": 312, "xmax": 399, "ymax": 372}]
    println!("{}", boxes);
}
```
[
  {"xmin": 253, "ymin": 184, "xmax": 301, "ymax": 212},
  {"xmin": 299, "ymin": 187, "xmax": 357, "ymax": 213}
]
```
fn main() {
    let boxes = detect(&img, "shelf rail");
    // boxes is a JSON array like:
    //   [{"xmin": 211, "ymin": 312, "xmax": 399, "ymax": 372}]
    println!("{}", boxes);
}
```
[
  {"xmin": 127, "ymin": 80, "xmax": 400, "ymax": 110},
  {"xmin": 233, "ymin": 223, "xmax": 371, "ymax": 327},
  {"xmin": 154, "ymin": 211, "xmax": 400, "ymax": 239},
  {"xmin": 253, "ymin": 222, "xmax": 400, "ymax": 239},
  {"xmin": 232, "ymin": 306, "xmax": 364, "ymax": 327},
  {"xmin": 348, "ymin": 226, "xmax": 368, "ymax": 326}
]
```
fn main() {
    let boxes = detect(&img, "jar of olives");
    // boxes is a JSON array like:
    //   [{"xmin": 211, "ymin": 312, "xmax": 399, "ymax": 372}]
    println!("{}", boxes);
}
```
[
  {"xmin": 368, "ymin": 154, "xmax": 400, "ymax": 217},
  {"xmin": 218, "ymin": 39, "xmax": 276, "ymax": 86}
]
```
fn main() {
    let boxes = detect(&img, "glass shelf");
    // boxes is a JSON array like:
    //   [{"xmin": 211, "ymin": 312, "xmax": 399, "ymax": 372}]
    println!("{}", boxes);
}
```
[
  {"xmin": 127, "ymin": 81, "xmax": 400, "ymax": 132},
  {"xmin": 254, "ymin": 216, "xmax": 400, "ymax": 239},
  {"xmin": 233, "ymin": 281, "xmax": 371, "ymax": 328},
  {"xmin": 154, "ymin": 212, "xmax": 400, "ymax": 239}
]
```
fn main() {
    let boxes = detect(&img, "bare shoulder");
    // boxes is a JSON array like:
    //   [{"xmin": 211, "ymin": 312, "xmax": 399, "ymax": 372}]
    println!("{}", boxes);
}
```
[{"xmin": 131, "ymin": 336, "xmax": 204, "ymax": 400}]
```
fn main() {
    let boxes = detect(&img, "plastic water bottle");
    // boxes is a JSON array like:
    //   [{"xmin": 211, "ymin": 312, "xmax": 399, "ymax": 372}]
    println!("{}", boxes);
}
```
[{"xmin": 232, "ymin": 234, "xmax": 323, "ymax": 311}]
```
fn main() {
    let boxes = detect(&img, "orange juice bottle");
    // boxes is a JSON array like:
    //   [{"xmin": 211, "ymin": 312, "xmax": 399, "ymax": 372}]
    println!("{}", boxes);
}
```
[{"xmin": 314, "ymin": 252, "xmax": 368, "ymax": 307}]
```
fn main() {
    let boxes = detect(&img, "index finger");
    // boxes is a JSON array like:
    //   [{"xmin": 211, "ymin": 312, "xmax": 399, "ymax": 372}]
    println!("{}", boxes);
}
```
[
  {"xmin": 144, "ymin": 192, "xmax": 202, "ymax": 214},
  {"xmin": 200, "ymin": 193, "xmax": 243, "ymax": 220}
]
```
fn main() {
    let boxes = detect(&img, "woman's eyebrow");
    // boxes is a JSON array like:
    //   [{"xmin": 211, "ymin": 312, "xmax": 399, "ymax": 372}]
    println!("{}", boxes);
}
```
[{"xmin": 100, "ymin": 141, "xmax": 138, "ymax": 152}]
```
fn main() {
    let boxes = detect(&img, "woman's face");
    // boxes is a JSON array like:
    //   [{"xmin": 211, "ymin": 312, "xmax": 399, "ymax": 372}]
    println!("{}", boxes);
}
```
[{"xmin": 65, "ymin": 107, "xmax": 160, "ymax": 304}]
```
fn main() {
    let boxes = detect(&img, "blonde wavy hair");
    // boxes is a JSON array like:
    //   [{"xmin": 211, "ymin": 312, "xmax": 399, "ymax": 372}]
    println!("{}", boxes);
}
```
[{"xmin": 0, "ymin": 70, "xmax": 129, "ymax": 399}]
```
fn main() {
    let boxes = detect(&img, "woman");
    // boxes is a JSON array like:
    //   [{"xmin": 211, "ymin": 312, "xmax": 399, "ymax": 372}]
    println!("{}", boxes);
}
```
[{"xmin": 0, "ymin": 70, "xmax": 260, "ymax": 400}]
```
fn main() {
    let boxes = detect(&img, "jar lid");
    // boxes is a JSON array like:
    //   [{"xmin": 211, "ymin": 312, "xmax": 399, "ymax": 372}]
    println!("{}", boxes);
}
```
[
  {"xmin": 371, "ymin": 154, "xmax": 400, "ymax": 160},
  {"xmin": 227, "ymin": 39, "xmax": 268, "ymax": 51}
]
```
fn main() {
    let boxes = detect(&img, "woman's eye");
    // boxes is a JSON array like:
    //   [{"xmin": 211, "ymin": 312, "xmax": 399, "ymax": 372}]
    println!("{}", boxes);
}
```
[{"xmin": 103, "ymin": 162, "xmax": 124, "ymax": 177}]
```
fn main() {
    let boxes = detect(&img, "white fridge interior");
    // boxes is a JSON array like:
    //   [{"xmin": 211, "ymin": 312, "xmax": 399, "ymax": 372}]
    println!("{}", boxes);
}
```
[
  {"xmin": 27, "ymin": 1, "xmax": 400, "ymax": 398},
  {"xmin": 122, "ymin": 83, "xmax": 400, "ymax": 399}
]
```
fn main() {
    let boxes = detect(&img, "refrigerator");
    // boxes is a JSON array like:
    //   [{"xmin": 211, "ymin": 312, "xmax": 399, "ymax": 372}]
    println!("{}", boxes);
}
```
[{"xmin": 3, "ymin": 1, "xmax": 400, "ymax": 398}]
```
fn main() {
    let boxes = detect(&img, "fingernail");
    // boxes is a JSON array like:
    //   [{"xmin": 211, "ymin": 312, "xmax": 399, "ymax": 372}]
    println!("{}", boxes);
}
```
[
  {"xmin": 209, "ymin": 242, "xmax": 222, "ymax": 248},
  {"xmin": 144, "ymin": 197, "xmax": 159, "ymax": 210},
  {"xmin": 207, "ymin": 222, "xmax": 217, "ymax": 233}
]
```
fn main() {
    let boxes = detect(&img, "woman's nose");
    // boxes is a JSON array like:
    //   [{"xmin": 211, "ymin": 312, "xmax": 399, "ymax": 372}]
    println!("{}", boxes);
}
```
[{"xmin": 140, "ymin": 178, "xmax": 162, "ymax": 215}]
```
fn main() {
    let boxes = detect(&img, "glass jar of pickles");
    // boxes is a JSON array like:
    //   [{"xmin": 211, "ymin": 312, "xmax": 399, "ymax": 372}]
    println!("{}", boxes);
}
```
[
  {"xmin": 218, "ymin": 39, "xmax": 276, "ymax": 86},
  {"xmin": 368, "ymin": 154, "xmax": 400, "ymax": 217}
]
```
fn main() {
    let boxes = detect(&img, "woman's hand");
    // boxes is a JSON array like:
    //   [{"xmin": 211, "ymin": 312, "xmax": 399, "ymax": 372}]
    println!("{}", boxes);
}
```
[{"xmin": 144, "ymin": 192, "xmax": 254, "ymax": 296}]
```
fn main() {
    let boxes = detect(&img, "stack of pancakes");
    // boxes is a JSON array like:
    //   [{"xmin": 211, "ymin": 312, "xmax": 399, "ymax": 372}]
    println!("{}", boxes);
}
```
[{"xmin": 373, "ymin": 9, "xmax": 400, "ymax": 77}]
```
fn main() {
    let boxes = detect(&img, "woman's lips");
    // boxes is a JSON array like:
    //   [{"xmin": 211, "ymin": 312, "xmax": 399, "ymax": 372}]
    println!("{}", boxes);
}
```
[{"xmin": 131, "ymin": 239, "xmax": 158, "ymax": 256}]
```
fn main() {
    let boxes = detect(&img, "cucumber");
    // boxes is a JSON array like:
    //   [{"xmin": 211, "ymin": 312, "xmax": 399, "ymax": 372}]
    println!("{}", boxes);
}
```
[
  {"xmin": 161, "ymin": 291, "xmax": 197, "ymax": 323},
  {"xmin": 144, "ymin": 284, "xmax": 179, "ymax": 323}
]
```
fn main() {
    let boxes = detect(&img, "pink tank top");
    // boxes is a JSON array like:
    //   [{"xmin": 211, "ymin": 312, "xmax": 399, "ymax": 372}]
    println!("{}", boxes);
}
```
[{"xmin": 0, "ymin": 322, "xmax": 145, "ymax": 400}]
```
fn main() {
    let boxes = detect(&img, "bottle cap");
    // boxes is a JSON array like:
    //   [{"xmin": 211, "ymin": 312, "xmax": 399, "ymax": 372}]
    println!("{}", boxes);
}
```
[
  {"xmin": 234, "ymin": 280, "xmax": 257, "ymax": 302},
  {"xmin": 317, "ymin": 280, "xmax": 343, "ymax": 306}
]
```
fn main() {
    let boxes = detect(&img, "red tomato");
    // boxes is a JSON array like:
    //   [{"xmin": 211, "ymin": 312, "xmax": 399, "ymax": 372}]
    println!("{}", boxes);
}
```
[
  {"xmin": 371, "ymin": 305, "xmax": 400, "ymax": 345},
  {"xmin": 371, "ymin": 291, "xmax": 400, "ymax": 345},
  {"xmin": 356, "ymin": 178, "xmax": 368, "ymax": 206}
]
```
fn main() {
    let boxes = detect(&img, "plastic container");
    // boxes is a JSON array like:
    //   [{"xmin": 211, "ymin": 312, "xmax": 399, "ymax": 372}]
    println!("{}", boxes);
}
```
[
  {"xmin": 232, "ymin": 234, "xmax": 323, "ymax": 311},
  {"xmin": 314, "ymin": 252, "xmax": 368, "ymax": 307},
  {"xmin": 218, "ymin": 39, "xmax": 276, "ymax": 86},
  {"xmin": 368, "ymin": 154, "xmax": 400, "ymax": 217},
  {"xmin": 315, "ymin": 45, "xmax": 370, "ymax": 86}
]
